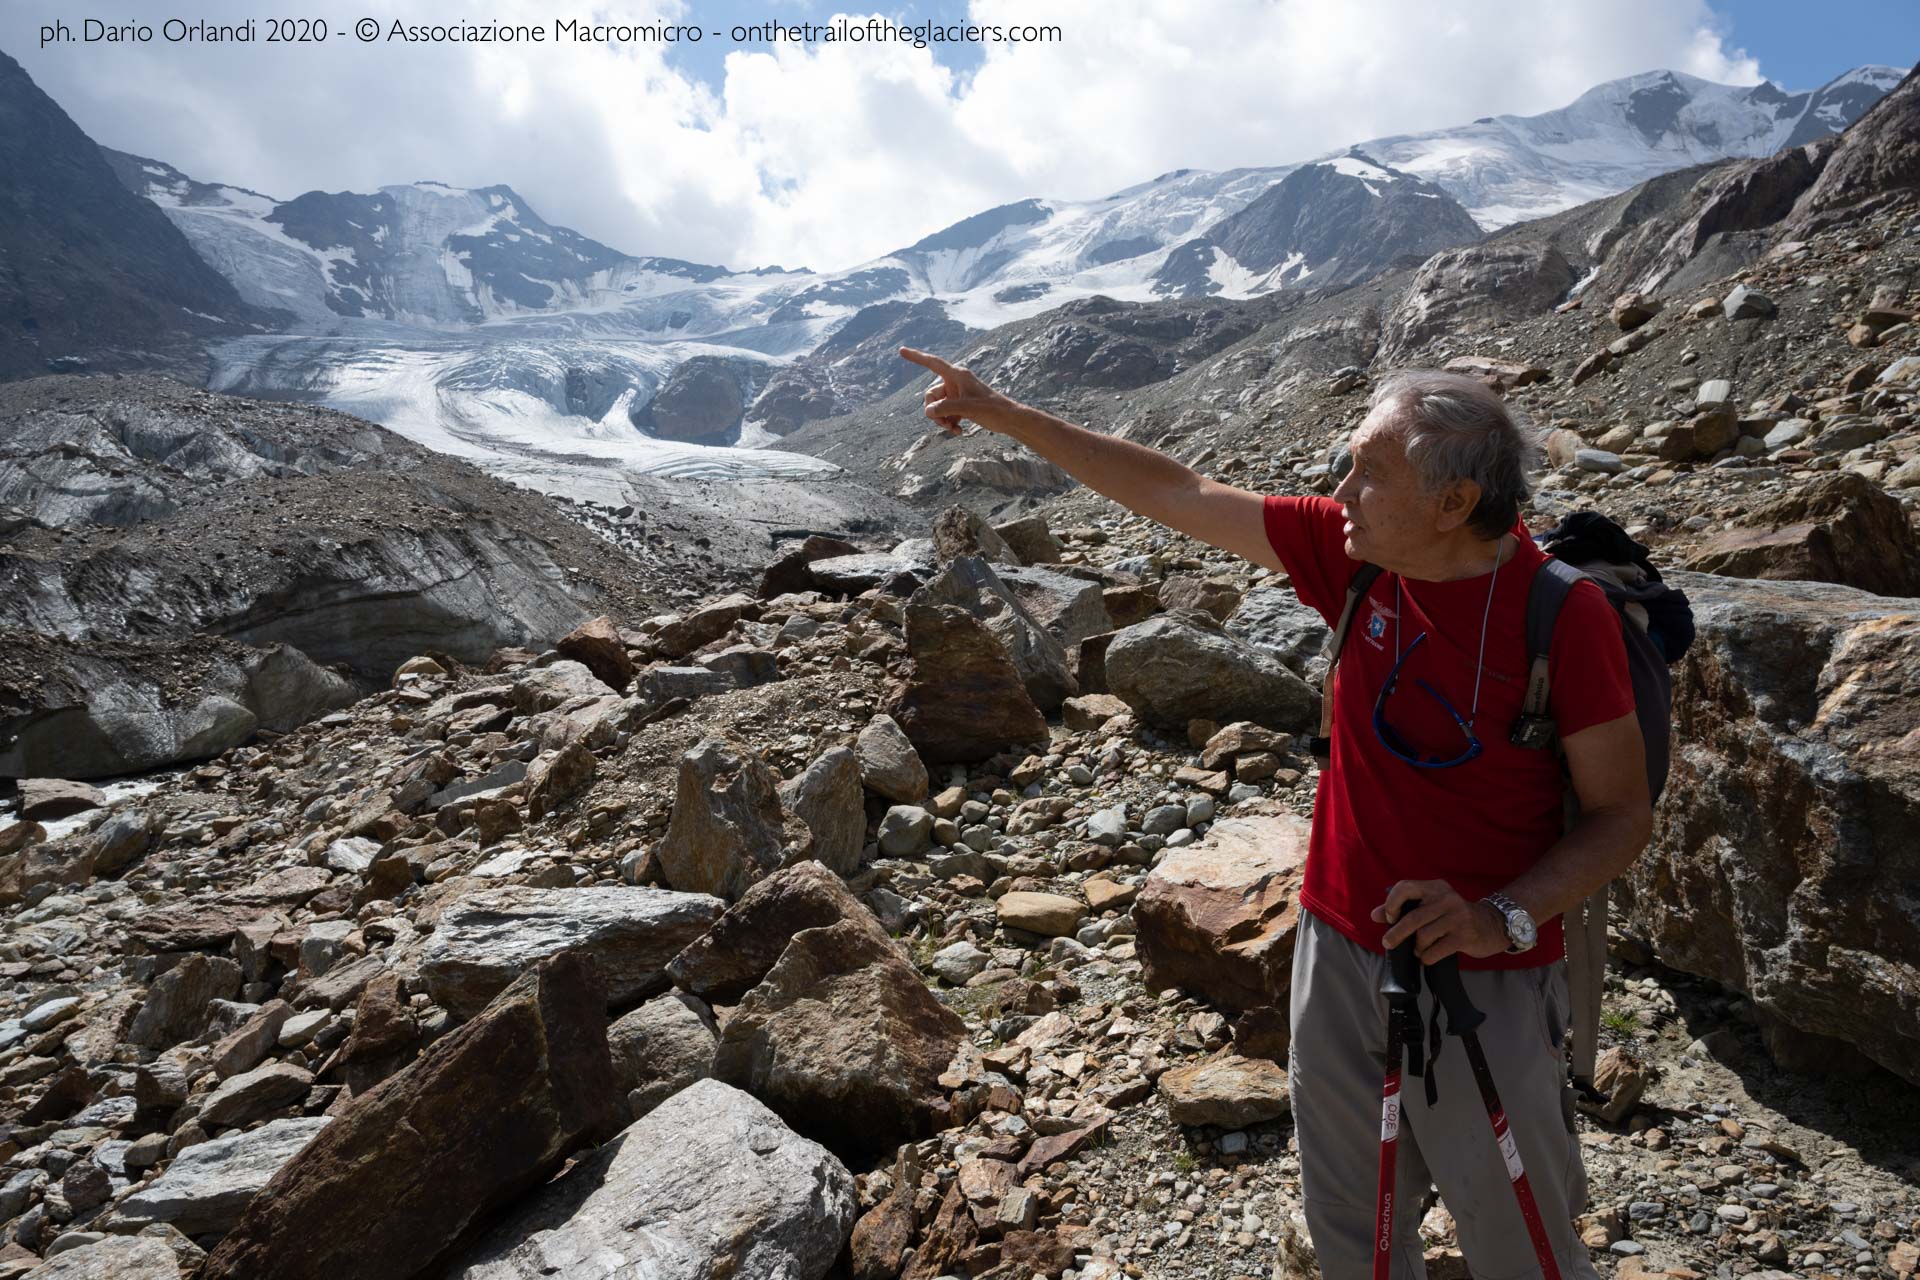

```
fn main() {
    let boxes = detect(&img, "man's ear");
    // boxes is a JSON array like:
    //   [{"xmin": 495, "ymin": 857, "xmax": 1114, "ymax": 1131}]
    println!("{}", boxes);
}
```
[{"xmin": 1433, "ymin": 478, "xmax": 1481, "ymax": 533}]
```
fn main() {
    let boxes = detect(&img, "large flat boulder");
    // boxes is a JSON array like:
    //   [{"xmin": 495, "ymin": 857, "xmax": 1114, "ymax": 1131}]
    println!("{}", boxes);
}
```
[
  {"xmin": 1134, "ymin": 804, "xmax": 1310, "ymax": 1013},
  {"xmin": 202, "ymin": 951, "xmax": 624, "ymax": 1280},
  {"xmin": 1105, "ymin": 610, "xmax": 1316, "ymax": 732},
  {"xmin": 418, "ymin": 884, "xmax": 722, "ymax": 1019},
  {"xmin": 1681, "ymin": 472, "xmax": 1920, "ymax": 597},
  {"xmin": 20, "ymin": 1235, "xmax": 186, "ymax": 1279},
  {"xmin": 1617, "ymin": 573, "xmax": 1920, "ymax": 1082},
  {"xmin": 442, "ymin": 1079, "xmax": 855, "ymax": 1280},
  {"xmin": 114, "ymin": 1116, "xmax": 331, "ymax": 1236}
]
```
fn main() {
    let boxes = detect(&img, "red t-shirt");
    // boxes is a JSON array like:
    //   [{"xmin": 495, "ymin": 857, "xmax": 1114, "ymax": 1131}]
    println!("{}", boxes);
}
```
[{"xmin": 1262, "ymin": 496, "xmax": 1635, "ymax": 969}]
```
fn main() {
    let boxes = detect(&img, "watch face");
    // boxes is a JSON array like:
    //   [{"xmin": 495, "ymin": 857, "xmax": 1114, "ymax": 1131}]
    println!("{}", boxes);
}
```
[{"xmin": 1511, "ymin": 911, "xmax": 1538, "ymax": 948}]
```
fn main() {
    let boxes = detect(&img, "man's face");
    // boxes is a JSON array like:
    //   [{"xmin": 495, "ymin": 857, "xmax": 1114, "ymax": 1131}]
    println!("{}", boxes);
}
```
[{"xmin": 1329, "ymin": 401, "xmax": 1441, "ymax": 566}]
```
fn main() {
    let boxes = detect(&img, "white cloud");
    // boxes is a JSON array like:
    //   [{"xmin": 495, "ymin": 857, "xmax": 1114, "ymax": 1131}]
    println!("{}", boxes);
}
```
[{"xmin": 11, "ymin": 0, "xmax": 1775, "ymax": 275}]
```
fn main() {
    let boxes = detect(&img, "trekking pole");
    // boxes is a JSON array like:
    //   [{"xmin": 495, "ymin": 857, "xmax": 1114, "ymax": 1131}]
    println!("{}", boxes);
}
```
[
  {"xmin": 1374, "ymin": 908, "xmax": 1426, "ymax": 1280},
  {"xmin": 1423, "ymin": 954, "xmax": 1565, "ymax": 1280}
]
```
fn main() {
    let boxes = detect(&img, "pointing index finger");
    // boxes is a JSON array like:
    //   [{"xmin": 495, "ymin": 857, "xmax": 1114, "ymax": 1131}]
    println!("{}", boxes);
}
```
[{"xmin": 899, "ymin": 346, "xmax": 957, "ymax": 376}]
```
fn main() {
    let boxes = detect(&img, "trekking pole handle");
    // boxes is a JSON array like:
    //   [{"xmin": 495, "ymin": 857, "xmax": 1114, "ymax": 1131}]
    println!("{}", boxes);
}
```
[
  {"xmin": 1382, "ymin": 898, "xmax": 1422, "ymax": 1001},
  {"xmin": 1423, "ymin": 954, "xmax": 1487, "ymax": 1036}
]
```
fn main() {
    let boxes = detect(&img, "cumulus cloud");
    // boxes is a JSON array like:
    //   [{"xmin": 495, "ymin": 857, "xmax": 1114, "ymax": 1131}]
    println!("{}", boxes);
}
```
[{"xmin": 11, "ymin": 0, "xmax": 1771, "ymax": 274}]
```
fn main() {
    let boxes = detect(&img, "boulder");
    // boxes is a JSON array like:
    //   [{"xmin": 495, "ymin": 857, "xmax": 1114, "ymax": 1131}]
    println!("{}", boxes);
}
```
[
  {"xmin": 1610, "ymin": 291, "xmax": 1662, "ymax": 331},
  {"xmin": 757, "ymin": 534, "xmax": 862, "ymax": 598},
  {"xmin": 995, "ymin": 892, "xmax": 1086, "ymax": 938},
  {"xmin": 418, "ymin": 885, "xmax": 723, "ymax": 1019},
  {"xmin": 1616, "ymin": 573, "xmax": 1920, "ymax": 1082},
  {"xmin": 931, "ymin": 504, "xmax": 1018, "ymax": 565},
  {"xmin": 712, "ymin": 916, "xmax": 967, "ymax": 1163},
  {"xmin": 1222, "ymin": 586, "xmax": 1332, "ymax": 680},
  {"xmin": 912, "ymin": 557, "xmax": 1074, "ymax": 712},
  {"xmin": 508, "ymin": 660, "xmax": 611, "ymax": 714},
  {"xmin": 1134, "ymin": 804, "xmax": 1310, "ymax": 1012},
  {"xmin": 656, "ymin": 735, "xmax": 813, "ymax": 901},
  {"xmin": 778, "ymin": 746, "xmax": 865, "ymax": 876},
  {"xmin": 0, "ymin": 821, "xmax": 44, "ymax": 858},
  {"xmin": 88, "ymin": 808, "xmax": 153, "ymax": 875},
  {"xmin": 524, "ymin": 739, "xmax": 596, "ymax": 819},
  {"xmin": 128, "ymin": 954, "xmax": 243, "ymax": 1049},
  {"xmin": 198, "ymin": 1061, "xmax": 313, "ymax": 1130},
  {"xmin": 554, "ymin": 615, "xmax": 633, "ymax": 691},
  {"xmin": 0, "ymin": 838, "xmax": 96, "ymax": 908},
  {"xmin": 808, "ymin": 553, "xmax": 927, "ymax": 596},
  {"xmin": 855, "ymin": 714, "xmax": 929, "ymax": 804},
  {"xmin": 994, "ymin": 515, "xmax": 1065, "ymax": 564},
  {"xmin": 1158, "ymin": 1054, "xmax": 1292, "ymax": 1127},
  {"xmin": 440, "ymin": 1080, "xmax": 855, "ymax": 1280},
  {"xmin": 1442, "ymin": 355, "xmax": 1551, "ymax": 392},
  {"xmin": 1681, "ymin": 472, "xmax": 1920, "ymax": 597},
  {"xmin": 115, "ymin": 1116, "xmax": 332, "ymax": 1236},
  {"xmin": 608, "ymin": 992, "xmax": 718, "ymax": 1118},
  {"xmin": 17, "ymin": 780, "xmax": 105, "ymax": 821},
  {"xmin": 19, "ymin": 1235, "xmax": 186, "ymax": 1279},
  {"xmin": 994, "ymin": 564, "xmax": 1113, "ymax": 649},
  {"xmin": 883, "ymin": 603, "xmax": 1047, "ymax": 765},
  {"xmin": 201, "ymin": 952, "xmax": 624, "ymax": 1280},
  {"xmin": 1105, "ymin": 610, "xmax": 1316, "ymax": 732},
  {"xmin": 669, "ymin": 860, "xmax": 880, "ymax": 1006},
  {"xmin": 1158, "ymin": 575, "xmax": 1242, "ymax": 622},
  {"xmin": 652, "ymin": 593, "xmax": 758, "ymax": 659}
]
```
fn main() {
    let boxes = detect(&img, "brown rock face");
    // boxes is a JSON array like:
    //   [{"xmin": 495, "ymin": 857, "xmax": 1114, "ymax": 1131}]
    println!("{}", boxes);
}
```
[
  {"xmin": 711, "ymin": 915, "xmax": 966, "ymax": 1164},
  {"xmin": 1681, "ymin": 472, "xmax": 1920, "ymax": 597},
  {"xmin": 1134, "ymin": 804, "xmax": 1310, "ymax": 1013},
  {"xmin": 201, "ymin": 951, "xmax": 624, "ymax": 1280},
  {"xmin": 554, "ymin": 615, "xmax": 633, "ymax": 691},
  {"xmin": 883, "ymin": 601, "xmax": 1047, "ymax": 765},
  {"xmin": 656, "ymin": 734, "xmax": 812, "ymax": 901},
  {"xmin": 1379, "ymin": 242, "xmax": 1576, "ymax": 361},
  {"xmin": 1610, "ymin": 291, "xmax": 1662, "ymax": 331},
  {"xmin": 1616, "ymin": 572, "xmax": 1920, "ymax": 1083},
  {"xmin": 669, "ymin": 860, "xmax": 876, "ymax": 1005},
  {"xmin": 931, "ymin": 503, "xmax": 1018, "ymax": 565}
]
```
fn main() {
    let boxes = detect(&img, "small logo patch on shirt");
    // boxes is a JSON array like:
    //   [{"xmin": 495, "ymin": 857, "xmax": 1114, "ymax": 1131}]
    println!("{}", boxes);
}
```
[{"xmin": 1364, "ymin": 599, "xmax": 1396, "ymax": 649}]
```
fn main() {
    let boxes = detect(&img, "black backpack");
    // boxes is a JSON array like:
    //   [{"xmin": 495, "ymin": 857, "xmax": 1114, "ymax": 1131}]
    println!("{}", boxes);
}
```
[{"xmin": 1314, "ymin": 512, "xmax": 1693, "ymax": 1090}]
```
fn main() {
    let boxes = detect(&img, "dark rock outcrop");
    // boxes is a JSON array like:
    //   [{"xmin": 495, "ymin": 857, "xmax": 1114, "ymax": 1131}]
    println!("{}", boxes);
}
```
[
  {"xmin": 1617, "ymin": 572, "xmax": 1920, "ymax": 1083},
  {"xmin": 201, "ymin": 951, "xmax": 624, "ymax": 1280}
]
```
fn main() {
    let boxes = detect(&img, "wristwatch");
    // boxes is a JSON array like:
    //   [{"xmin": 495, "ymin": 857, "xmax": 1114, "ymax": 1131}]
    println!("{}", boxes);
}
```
[{"xmin": 1483, "ymin": 892, "xmax": 1538, "ymax": 954}]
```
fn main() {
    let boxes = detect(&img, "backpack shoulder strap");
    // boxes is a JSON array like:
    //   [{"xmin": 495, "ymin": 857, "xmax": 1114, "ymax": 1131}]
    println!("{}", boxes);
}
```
[
  {"xmin": 1309, "ymin": 563, "xmax": 1383, "ymax": 760},
  {"xmin": 1520, "ymin": 556, "xmax": 1587, "ymax": 724},
  {"xmin": 1523, "ymin": 556, "xmax": 1613, "ymax": 1094}
]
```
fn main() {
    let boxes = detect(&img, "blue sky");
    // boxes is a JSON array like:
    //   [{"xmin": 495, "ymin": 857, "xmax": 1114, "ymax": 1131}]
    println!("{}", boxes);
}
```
[{"xmin": 1702, "ymin": 0, "xmax": 1917, "ymax": 88}]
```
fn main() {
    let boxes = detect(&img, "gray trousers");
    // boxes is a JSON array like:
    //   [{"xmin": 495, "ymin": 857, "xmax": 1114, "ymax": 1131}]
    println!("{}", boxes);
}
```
[{"xmin": 1287, "ymin": 908, "xmax": 1602, "ymax": 1280}]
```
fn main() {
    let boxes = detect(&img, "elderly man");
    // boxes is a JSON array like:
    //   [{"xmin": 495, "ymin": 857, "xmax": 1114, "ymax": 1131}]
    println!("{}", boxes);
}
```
[{"xmin": 898, "ymin": 346, "xmax": 1652, "ymax": 1278}]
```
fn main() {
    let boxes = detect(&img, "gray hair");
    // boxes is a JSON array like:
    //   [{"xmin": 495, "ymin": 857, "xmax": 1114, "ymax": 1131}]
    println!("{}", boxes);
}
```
[{"xmin": 1366, "ymin": 369, "xmax": 1542, "ymax": 539}]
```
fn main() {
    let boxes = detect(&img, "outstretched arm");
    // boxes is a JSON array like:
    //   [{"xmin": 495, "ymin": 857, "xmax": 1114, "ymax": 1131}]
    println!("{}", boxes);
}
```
[{"xmin": 899, "ymin": 345, "xmax": 1282, "ymax": 572}]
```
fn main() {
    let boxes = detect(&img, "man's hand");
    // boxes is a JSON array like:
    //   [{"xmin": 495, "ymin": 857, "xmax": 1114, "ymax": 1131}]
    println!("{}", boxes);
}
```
[
  {"xmin": 1372, "ymin": 879, "xmax": 1510, "ymax": 964},
  {"xmin": 899, "ymin": 346, "xmax": 1019, "ymax": 436}
]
